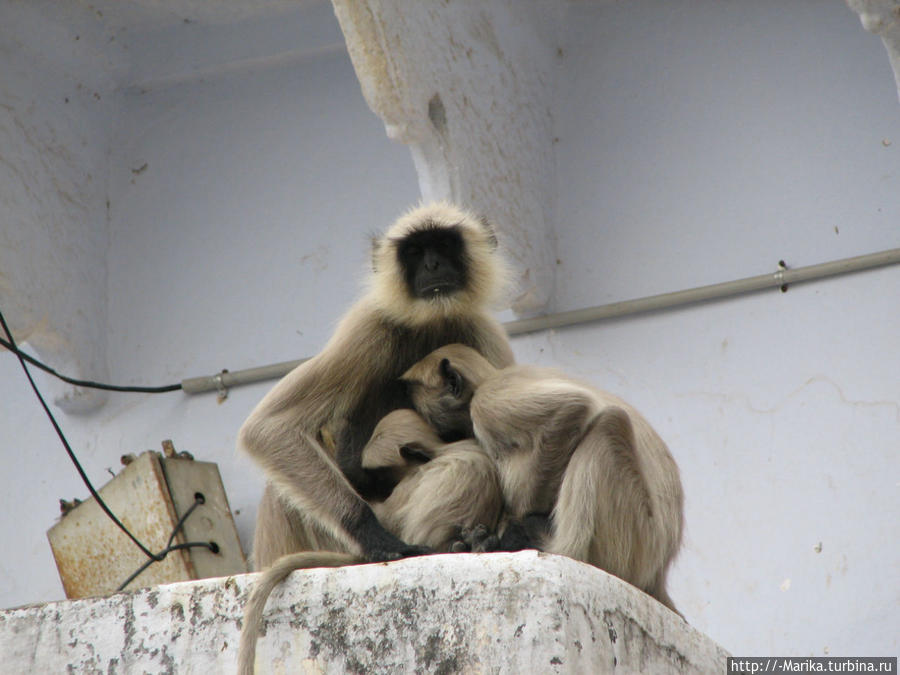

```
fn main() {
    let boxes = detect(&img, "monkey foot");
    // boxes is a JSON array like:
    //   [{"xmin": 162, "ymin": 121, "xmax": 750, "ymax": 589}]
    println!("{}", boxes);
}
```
[
  {"xmin": 450, "ymin": 524, "xmax": 501, "ymax": 553},
  {"xmin": 451, "ymin": 515, "xmax": 552, "ymax": 554}
]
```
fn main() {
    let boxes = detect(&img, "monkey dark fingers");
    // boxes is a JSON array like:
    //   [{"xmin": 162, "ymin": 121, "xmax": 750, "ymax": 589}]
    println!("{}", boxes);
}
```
[
  {"xmin": 453, "ymin": 523, "xmax": 502, "ymax": 553},
  {"xmin": 398, "ymin": 544, "xmax": 432, "ymax": 558},
  {"xmin": 347, "ymin": 505, "xmax": 433, "ymax": 562}
]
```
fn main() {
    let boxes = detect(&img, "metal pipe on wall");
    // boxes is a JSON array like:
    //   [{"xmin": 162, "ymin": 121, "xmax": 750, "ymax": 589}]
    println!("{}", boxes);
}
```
[
  {"xmin": 180, "ymin": 247, "xmax": 900, "ymax": 395},
  {"xmin": 181, "ymin": 360, "xmax": 306, "ymax": 396}
]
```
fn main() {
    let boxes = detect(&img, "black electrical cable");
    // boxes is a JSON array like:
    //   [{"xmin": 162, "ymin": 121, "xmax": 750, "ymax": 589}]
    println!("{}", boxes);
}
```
[
  {"xmin": 116, "ymin": 493, "xmax": 219, "ymax": 591},
  {"xmin": 0, "ymin": 333, "xmax": 182, "ymax": 393},
  {"xmin": 0, "ymin": 308, "xmax": 160, "ymax": 561},
  {"xmin": 116, "ymin": 541, "xmax": 220, "ymax": 592},
  {"xmin": 1, "ymin": 307, "xmax": 222, "ymax": 593}
]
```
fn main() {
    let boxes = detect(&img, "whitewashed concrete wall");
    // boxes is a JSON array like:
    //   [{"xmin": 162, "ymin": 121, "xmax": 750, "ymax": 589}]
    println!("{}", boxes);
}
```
[{"xmin": 0, "ymin": 0, "xmax": 897, "ymax": 664}]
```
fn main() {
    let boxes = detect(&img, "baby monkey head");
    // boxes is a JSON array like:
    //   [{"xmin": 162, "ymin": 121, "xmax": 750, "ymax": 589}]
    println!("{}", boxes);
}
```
[{"xmin": 401, "ymin": 343, "xmax": 498, "ymax": 441}]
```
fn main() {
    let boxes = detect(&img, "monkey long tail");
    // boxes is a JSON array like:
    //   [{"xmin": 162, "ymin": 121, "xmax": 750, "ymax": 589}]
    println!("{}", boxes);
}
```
[{"xmin": 238, "ymin": 551, "xmax": 361, "ymax": 675}]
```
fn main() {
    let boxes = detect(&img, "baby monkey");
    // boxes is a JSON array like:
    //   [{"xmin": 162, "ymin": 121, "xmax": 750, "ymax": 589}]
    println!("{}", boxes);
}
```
[
  {"xmin": 402, "ymin": 344, "xmax": 685, "ymax": 614},
  {"xmin": 362, "ymin": 409, "xmax": 502, "ymax": 551}
]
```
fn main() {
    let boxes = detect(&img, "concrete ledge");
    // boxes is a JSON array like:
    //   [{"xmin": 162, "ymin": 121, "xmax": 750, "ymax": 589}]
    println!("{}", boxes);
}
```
[{"xmin": 0, "ymin": 551, "xmax": 728, "ymax": 674}]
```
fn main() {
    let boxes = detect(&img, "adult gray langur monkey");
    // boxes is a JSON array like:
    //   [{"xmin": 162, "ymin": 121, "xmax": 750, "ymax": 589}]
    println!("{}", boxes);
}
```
[
  {"xmin": 401, "ymin": 343, "xmax": 685, "ymax": 614},
  {"xmin": 238, "ymin": 409, "xmax": 503, "ymax": 675},
  {"xmin": 238, "ymin": 202, "xmax": 514, "ymax": 570}
]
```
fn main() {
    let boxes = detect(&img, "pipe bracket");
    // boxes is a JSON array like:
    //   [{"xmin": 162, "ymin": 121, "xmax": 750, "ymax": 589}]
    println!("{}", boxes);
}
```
[
  {"xmin": 776, "ymin": 260, "xmax": 789, "ymax": 292},
  {"xmin": 213, "ymin": 371, "xmax": 229, "ymax": 403}
]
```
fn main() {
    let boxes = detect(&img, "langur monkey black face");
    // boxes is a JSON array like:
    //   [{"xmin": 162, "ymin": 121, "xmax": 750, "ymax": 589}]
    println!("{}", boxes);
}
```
[
  {"xmin": 368, "ymin": 203, "xmax": 506, "ymax": 327},
  {"xmin": 396, "ymin": 224, "xmax": 469, "ymax": 299}
]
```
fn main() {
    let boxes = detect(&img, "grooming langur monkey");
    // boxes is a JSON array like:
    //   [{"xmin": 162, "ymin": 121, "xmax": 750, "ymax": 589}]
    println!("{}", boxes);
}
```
[
  {"xmin": 238, "ymin": 202, "xmax": 514, "ymax": 570},
  {"xmin": 238, "ymin": 409, "xmax": 503, "ymax": 675},
  {"xmin": 401, "ymin": 344, "xmax": 685, "ymax": 614}
]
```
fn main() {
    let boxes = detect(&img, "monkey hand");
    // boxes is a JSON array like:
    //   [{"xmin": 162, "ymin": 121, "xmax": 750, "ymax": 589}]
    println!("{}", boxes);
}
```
[
  {"xmin": 356, "ymin": 510, "xmax": 432, "ymax": 562},
  {"xmin": 364, "ymin": 540, "xmax": 432, "ymax": 563},
  {"xmin": 450, "ymin": 524, "xmax": 501, "ymax": 553}
]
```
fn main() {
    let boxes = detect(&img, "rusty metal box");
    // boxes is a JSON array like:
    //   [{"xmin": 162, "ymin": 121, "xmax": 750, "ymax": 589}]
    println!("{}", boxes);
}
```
[{"xmin": 47, "ymin": 450, "xmax": 247, "ymax": 599}]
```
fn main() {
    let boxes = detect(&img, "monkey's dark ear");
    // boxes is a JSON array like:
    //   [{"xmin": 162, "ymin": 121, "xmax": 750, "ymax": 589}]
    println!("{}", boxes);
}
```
[
  {"xmin": 478, "ymin": 215, "xmax": 498, "ymax": 250},
  {"xmin": 439, "ymin": 358, "xmax": 463, "ymax": 397},
  {"xmin": 400, "ymin": 442, "xmax": 433, "ymax": 463}
]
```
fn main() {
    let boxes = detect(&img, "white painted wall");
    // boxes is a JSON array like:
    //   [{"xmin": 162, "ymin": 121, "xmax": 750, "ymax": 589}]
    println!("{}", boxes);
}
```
[
  {"xmin": 550, "ymin": 0, "xmax": 900, "ymax": 658},
  {"xmin": 0, "ymin": 0, "xmax": 419, "ymax": 611},
  {"xmin": 0, "ymin": 0, "xmax": 897, "ymax": 662}
]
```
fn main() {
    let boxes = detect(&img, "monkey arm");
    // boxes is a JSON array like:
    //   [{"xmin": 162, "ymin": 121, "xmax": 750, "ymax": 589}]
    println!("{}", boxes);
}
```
[
  {"xmin": 242, "ymin": 414, "xmax": 427, "ymax": 561},
  {"xmin": 238, "ymin": 351, "xmax": 426, "ymax": 562}
]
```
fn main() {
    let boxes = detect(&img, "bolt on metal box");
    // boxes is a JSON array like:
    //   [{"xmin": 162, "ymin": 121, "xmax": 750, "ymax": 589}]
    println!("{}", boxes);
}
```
[{"xmin": 47, "ymin": 449, "xmax": 247, "ymax": 599}]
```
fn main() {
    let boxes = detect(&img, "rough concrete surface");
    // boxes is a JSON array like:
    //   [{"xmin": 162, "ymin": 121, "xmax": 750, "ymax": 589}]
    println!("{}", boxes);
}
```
[
  {"xmin": 846, "ymin": 0, "xmax": 900, "ymax": 103},
  {"xmin": 0, "ymin": 551, "xmax": 728, "ymax": 674}
]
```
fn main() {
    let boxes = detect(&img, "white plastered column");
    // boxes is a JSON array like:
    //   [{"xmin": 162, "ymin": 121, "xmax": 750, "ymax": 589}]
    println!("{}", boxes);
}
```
[
  {"xmin": 0, "ymin": 21, "xmax": 111, "ymax": 415},
  {"xmin": 846, "ymin": 0, "xmax": 900, "ymax": 103},
  {"xmin": 331, "ymin": 0, "xmax": 562, "ymax": 313}
]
